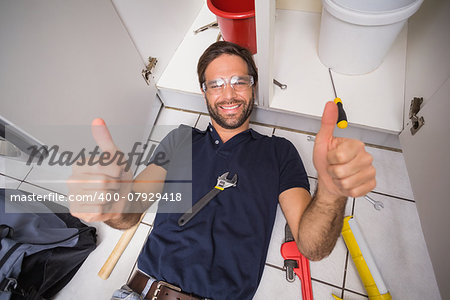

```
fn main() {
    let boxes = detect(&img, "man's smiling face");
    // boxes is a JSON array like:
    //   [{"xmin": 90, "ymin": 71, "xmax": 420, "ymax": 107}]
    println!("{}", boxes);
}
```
[{"xmin": 202, "ymin": 54, "xmax": 254, "ymax": 130}]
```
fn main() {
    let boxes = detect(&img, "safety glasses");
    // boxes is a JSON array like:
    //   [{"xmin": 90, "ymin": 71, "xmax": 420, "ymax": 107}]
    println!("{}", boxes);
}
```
[{"xmin": 202, "ymin": 75, "xmax": 254, "ymax": 95}]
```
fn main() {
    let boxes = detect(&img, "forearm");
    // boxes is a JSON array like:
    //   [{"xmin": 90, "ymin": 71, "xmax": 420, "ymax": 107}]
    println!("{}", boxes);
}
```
[
  {"xmin": 99, "ymin": 191, "xmax": 146, "ymax": 229},
  {"xmin": 104, "ymin": 212, "xmax": 142, "ymax": 230},
  {"xmin": 297, "ymin": 184, "xmax": 347, "ymax": 261},
  {"xmin": 104, "ymin": 164, "xmax": 167, "ymax": 230}
]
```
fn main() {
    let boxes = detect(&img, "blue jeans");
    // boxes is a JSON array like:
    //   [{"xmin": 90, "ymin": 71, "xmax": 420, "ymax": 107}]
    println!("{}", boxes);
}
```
[{"xmin": 110, "ymin": 285, "xmax": 143, "ymax": 300}]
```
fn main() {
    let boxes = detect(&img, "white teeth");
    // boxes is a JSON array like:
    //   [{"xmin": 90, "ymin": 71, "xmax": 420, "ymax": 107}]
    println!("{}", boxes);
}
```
[{"xmin": 221, "ymin": 104, "xmax": 240, "ymax": 110}]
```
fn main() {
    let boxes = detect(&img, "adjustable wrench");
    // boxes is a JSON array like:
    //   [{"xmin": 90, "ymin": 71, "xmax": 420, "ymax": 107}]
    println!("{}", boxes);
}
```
[{"xmin": 178, "ymin": 172, "xmax": 237, "ymax": 226}]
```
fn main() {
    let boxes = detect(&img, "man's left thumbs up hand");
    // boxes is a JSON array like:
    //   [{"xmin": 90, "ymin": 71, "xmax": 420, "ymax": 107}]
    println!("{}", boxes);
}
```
[{"xmin": 313, "ymin": 102, "xmax": 376, "ymax": 199}]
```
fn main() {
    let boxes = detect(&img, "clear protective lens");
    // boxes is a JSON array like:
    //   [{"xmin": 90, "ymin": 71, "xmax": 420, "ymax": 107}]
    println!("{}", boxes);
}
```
[
  {"xmin": 203, "ymin": 75, "xmax": 253, "ymax": 94},
  {"xmin": 230, "ymin": 76, "xmax": 251, "ymax": 89},
  {"xmin": 208, "ymin": 78, "xmax": 225, "ymax": 91}
]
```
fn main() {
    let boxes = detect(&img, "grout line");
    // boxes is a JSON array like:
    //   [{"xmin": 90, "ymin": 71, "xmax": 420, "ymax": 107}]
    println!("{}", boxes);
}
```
[
  {"xmin": 265, "ymin": 262, "xmax": 284, "ymax": 272},
  {"xmin": 305, "ymin": 174, "xmax": 413, "ymax": 203},
  {"xmin": 265, "ymin": 262, "xmax": 346, "ymax": 292},
  {"xmin": 351, "ymin": 197, "xmax": 355, "ymax": 216},
  {"xmin": 370, "ymin": 190, "xmax": 415, "ymax": 203},
  {"xmin": 311, "ymin": 277, "xmax": 344, "ymax": 291},
  {"xmin": 141, "ymin": 221, "xmax": 153, "ymax": 227},
  {"xmin": 0, "ymin": 172, "xmax": 23, "ymax": 183},
  {"xmin": 343, "ymin": 288, "xmax": 369, "ymax": 298},
  {"xmin": 148, "ymin": 139, "xmax": 161, "ymax": 144},
  {"xmin": 17, "ymin": 166, "xmax": 35, "ymax": 190},
  {"xmin": 21, "ymin": 165, "xmax": 34, "ymax": 182},
  {"xmin": 194, "ymin": 113, "xmax": 202, "ymax": 128},
  {"xmin": 307, "ymin": 178, "xmax": 413, "ymax": 204}
]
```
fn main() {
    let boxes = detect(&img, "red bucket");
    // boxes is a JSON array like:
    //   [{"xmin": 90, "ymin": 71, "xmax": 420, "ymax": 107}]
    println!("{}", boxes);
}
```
[{"xmin": 207, "ymin": 0, "xmax": 257, "ymax": 54}]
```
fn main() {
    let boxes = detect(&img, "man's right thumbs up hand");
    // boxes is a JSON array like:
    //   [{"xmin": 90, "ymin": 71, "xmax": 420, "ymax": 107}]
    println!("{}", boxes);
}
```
[
  {"xmin": 68, "ymin": 118, "xmax": 133, "ymax": 225},
  {"xmin": 313, "ymin": 102, "xmax": 376, "ymax": 199}
]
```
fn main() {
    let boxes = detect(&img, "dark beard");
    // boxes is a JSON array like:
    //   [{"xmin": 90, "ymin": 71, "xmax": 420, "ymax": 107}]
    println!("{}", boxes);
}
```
[{"xmin": 205, "ymin": 92, "xmax": 254, "ymax": 130}]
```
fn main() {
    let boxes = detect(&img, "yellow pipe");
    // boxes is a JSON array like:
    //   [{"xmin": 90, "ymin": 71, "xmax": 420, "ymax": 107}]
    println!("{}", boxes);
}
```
[{"xmin": 342, "ymin": 216, "xmax": 391, "ymax": 300}]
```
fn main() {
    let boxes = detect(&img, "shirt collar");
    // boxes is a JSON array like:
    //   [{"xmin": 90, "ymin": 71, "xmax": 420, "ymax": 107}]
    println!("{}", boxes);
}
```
[{"xmin": 204, "ymin": 123, "xmax": 264, "ymax": 140}]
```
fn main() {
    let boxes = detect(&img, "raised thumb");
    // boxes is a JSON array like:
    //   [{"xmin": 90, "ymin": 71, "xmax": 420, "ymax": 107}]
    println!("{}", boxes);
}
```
[
  {"xmin": 316, "ymin": 101, "xmax": 338, "ymax": 143},
  {"xmin": 91, "ymin": 118, "xmax": 117, "ymax": 153}
]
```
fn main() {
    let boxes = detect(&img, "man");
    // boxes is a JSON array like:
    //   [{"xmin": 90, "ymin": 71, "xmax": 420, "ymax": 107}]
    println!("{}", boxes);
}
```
[{"xmin": 69, "ymin": 41, "xmax": 376, "ymax": 299}]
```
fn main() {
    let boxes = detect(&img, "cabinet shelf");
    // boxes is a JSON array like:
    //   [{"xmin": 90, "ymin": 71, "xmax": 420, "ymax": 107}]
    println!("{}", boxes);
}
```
[
  {"xmin": 157, "ymin": 4, "xmax": 216, "ymax": 95},
  {"xmin": 271, "ymin": 9, "xmax": 407, "ymax": 133}
]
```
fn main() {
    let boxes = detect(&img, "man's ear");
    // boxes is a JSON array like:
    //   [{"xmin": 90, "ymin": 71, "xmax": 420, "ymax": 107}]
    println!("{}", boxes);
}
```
[{"xmin": 200, "ymin": 83, "xmax": 206, "ymax": 97}]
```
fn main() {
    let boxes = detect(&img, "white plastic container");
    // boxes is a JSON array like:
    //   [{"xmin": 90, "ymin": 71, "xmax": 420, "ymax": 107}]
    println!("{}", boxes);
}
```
[{"xmin": 318, "ymin": 0, "xmax": 423, "ymax": 75}]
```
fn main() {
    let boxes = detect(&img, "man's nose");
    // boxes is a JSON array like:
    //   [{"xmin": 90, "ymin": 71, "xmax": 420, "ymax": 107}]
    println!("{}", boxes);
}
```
[{"xmin": 222, "ymin": 83, "xmax": 236, "ymax": 99}]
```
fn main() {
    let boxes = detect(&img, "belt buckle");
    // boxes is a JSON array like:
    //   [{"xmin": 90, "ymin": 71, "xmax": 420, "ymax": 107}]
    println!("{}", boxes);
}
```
[{"xmin": 151, "ymin": 281, "xmax": 182, "ymax": 300}]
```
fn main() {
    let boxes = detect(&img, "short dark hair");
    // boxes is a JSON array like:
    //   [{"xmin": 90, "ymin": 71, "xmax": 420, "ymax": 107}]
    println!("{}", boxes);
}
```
[{"xmin": 197, "ymin": 41, "xmax": 258, "ymax": 89}]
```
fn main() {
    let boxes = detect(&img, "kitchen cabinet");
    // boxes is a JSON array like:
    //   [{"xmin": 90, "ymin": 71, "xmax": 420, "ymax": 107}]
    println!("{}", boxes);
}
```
[
  {"xmin": 155, "ymin": 1, "xmax": 408, "ymax": 148},
  {"xmin": 256, "ymin": 3, "xmax": 407, "ymax": 137}
]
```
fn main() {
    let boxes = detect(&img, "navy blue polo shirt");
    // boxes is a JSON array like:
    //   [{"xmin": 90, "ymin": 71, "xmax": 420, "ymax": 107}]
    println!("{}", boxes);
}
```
[{"xmin": 138, "ymin": 124, "xmax": 309, "ymax": 299}]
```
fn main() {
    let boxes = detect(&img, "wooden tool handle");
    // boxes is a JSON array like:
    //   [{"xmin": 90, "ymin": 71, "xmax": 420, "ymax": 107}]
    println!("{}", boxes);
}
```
[{"xmin": 98, "ymin": 213, "xmax": 145, "ymax": 280}]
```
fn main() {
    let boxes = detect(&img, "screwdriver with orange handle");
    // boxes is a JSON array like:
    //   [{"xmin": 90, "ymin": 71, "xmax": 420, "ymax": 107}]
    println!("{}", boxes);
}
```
[{"xmin": 328, "ymin": 68, "xmax": 348, "ymax": 129}]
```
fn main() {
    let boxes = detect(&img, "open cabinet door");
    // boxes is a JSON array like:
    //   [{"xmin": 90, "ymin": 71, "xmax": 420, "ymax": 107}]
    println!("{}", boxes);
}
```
[
  {"xmin": 400, "ymin": 78, "xmax": 449, "ymax": 298},
  {"xmin": 0, "ymin": 0, "xmax": 160, "ymax": 164},
  {"xmin": 399, "ymin": 0, "xmax": 450, "ymax": 297}
]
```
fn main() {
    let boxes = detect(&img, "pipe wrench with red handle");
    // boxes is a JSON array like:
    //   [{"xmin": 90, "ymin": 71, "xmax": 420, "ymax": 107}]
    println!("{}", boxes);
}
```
[{"xmin": 281, "ymin": 223, "xmax": 314, "ymax": 300}]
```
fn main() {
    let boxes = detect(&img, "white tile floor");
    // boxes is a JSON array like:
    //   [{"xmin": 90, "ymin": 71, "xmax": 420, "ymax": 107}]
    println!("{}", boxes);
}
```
[{"xmin": 0, "ymin": 107, "xmax": 441, "ymax": 300}]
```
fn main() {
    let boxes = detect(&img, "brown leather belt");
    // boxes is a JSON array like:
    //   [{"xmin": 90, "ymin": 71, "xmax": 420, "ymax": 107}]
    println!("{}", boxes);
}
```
[{"xmin": 127, "ymin": 270, "xmax": 204, "ymax": 300}]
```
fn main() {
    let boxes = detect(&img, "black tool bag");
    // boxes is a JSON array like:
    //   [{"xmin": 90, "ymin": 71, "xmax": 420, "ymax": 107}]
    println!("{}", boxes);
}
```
[{"xmin": 0, "ymin": 189, "xmax": 97, "ymax": 300}]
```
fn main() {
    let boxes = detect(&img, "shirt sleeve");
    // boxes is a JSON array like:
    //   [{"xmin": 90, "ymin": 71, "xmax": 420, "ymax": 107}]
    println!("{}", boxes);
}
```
[
  {"xmin": 146, "ymin": 125, "xmax": 192, "ymax": 171},
  {"xmin": 276, "ymin": 137, "xmax": 310, "ymax": 195}
]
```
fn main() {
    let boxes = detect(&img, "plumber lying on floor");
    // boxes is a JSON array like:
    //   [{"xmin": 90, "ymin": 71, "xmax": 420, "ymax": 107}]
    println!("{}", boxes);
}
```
[{"xmin": 68, "ymin": 41, "xmax": 376, "ymax": 300}]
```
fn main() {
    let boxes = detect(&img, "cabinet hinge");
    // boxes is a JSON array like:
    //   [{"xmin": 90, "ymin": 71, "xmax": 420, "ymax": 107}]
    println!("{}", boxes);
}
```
[
  {"xmin": 142, "ymin": 57, "xmax": 158, "ymax": 85},
  {"xmin": 0, "ymin": 137, "xmax": 21, "ymax": 158},
  {"xmin": 409, "ymin": 97, "xmax": 425, "ymax": 135}
]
